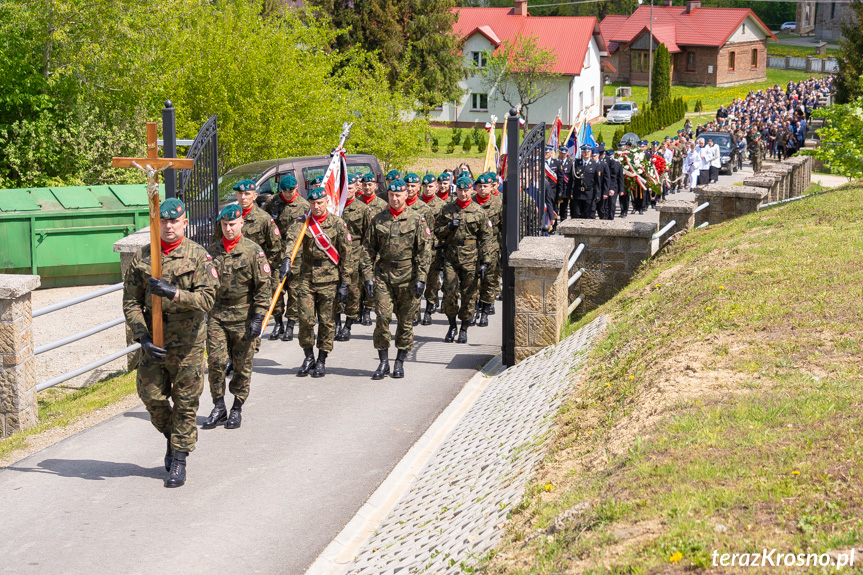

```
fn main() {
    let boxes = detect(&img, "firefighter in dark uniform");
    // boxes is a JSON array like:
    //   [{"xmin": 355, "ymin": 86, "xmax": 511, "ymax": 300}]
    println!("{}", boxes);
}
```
[
  {"xmin": 617, "ymin": 142, "xmax": 631, "ymax": 217},
  {"xmin": 600, "ymin": 145, "xmax": 623, "ymax": 220},
  {"xmin": 543, "ymin": 144, "xmax": 560, "ymax": 232},
  {"xmin": 575, "ymin": 144, "xmax": 603, "ymax": 219},
  {"xmin": 556, "ymin": 145, "xmax": 574, "ymax": 221}
]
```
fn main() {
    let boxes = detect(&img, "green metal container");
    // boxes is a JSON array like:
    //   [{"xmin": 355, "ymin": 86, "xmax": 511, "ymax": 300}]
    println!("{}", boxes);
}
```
[{"xmin": 0, "ymin": 185, "xmax": 157, "ymax": 287}]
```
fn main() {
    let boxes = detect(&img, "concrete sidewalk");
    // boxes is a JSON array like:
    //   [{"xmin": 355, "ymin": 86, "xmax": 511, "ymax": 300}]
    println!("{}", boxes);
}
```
[{"xmin": 0, "ymin": 311, "xmax": 500, "ymax": 574}]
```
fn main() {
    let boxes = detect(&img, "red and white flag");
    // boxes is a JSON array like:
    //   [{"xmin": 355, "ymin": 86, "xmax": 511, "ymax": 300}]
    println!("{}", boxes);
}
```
[
  {"xmin": 546, "ymin": 113, "xmax": 562, "ymax": 152},
  {"xmin": 322, "ymin": 148, "xmax": 349, "ymax": 217}
]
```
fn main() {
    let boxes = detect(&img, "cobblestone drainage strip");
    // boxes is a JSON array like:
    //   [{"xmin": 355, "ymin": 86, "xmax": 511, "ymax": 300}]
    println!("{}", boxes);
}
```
[{"xmin": 307, "ymin": 315, "xmax": 607, "ymax": 575}]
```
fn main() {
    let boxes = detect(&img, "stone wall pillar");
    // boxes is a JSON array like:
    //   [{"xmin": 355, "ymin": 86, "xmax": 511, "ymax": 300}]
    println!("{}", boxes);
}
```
[
  {"xmin": 657, "ymin": 200, "xmax": 696, "ymax": 239},
  {"xmin": 0, "ymin": 275, "xmax": 41, "ymax": 438},
  {"xmin": 761, "ymin": 168, "xmax": 789, "ymax": 200},
  {"xmin": 743, "ymin": 176, "xmax": 778, "ymax": 203},
  {"xmin": 114, "ymin": 228, "xmax": 150, "ymax": 371},
  {"xmin": 510, "ymin": 236, "xmax": 574, "ymax": 363},
  {"xmin": 558, "ymin": 219, "xmax": 657, "ymax": 314},
  {"xmin": 770, "ymin": 164, "xmax": 795, "ymax": 198},
  {"xmin": 694, "ymin": 185, "xmax": 768, "ymax": 225}
]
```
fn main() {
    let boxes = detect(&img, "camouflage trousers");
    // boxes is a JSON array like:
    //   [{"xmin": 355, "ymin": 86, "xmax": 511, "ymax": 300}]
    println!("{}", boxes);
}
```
[
  {"xmin": 374, "ymin": 278, "xmax": 418, "ymax": 350},
  {"xmin": 298, "ymin": 278, "xmax": 338, "ymax": 352},
  {"xmin": 273, "ymin": 270, "xmax": 301, "ymax": 322},
  {"xmin": 206, "ymin": 317, "xmax": 254, "ymax": 403},
  {"xmin": 334, "ymin": 267, "xmax": 362, "ymax": 321},
  {"xmin": 137, "ymin": 344, "xmax": 205, "ymax": 453},
  {"xmin": 443, "ymin": 259, "xmax": 479, "ymax": 321},
  {"xmin": 479, "ymin": 254, "xmax": 501, "ymax": 305},
  {"xmin": 423, "ymin": 250, "xmax": 444, "ymax": 303}
]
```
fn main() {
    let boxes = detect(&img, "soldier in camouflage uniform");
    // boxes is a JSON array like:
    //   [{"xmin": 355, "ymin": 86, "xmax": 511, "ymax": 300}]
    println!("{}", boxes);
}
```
[
  {"xmin": 122, "ymin": 198, "xmax": 217, "ymax": 489},
  {"xmin": 671, "ymin": 135, "xmax": 685, "ymax": 193},
  {"xmin": 264, "ymin": 174, "xmax": 309, "ymax": 341},
  {"xmin": 202, "ymin": 204, "xmax": 272, "ymax": 431},
  {"xmin": 435, "ymin": 176, "xmax": 495, "ymax": 344},
  {"xmin": 334, "ymin": 174, "xmax": 372, "ymax": 342},
  {"xmin": 748, "ymin": 131, "xmax": 764, "ymax": 173},
  {"xmin": 473, "ymin": 172, "xmax": 502, "ymax": 328},
  {"xmin": 362, "ymin": 179, "xmax": 433, "ymax": 379},
  {"xmin": 358, "ymin": 173, "xmax": 388, "ymax": 325},
  {"xmin": 437, "ymin": 172, "xmax": 455, "ymax": 202},
  {"xmin": 403, "ymin": 172, "xmax": 435, "ymax": 325},
  {"xmin": 282, "ymin": 187, "xmax": 352, "ymax": 378},
  {"xmin": 420, "ymin": 174, "xmax": 446, "ymax": 325}
]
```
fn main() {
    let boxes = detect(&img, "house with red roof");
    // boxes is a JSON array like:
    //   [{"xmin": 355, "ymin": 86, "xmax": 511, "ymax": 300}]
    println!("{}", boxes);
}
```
[
  {"xmin": 432, "ymin": 0, "xmax": 606, "ymax": 127},
  {"xmin": 601, "ymin": 0, "xmax": 776, "ymax": 87}
]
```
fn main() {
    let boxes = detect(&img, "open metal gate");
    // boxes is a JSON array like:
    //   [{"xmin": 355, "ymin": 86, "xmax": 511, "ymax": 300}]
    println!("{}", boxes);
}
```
[
  {"xmin": 178, "ymin": 115, "xmax": 220, "ymax": 245},
  {"xmin": 501, "ymin": 109, "xmax": 546, "ymax": 366}
]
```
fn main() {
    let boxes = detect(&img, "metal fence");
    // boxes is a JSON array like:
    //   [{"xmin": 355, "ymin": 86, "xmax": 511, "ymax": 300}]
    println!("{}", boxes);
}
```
[
  {"xmin": 768, "ymin": 55, "xmax": 839, "ymax": 72},
  {"xmin": 516, "ymin": 122, "xmax": 548, "ymax": 241}
]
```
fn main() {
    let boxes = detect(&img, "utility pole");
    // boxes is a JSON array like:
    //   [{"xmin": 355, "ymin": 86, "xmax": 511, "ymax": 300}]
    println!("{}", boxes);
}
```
[{"xmin": 648, "ymin": 0, "xmax": 654, "ymax": 104}]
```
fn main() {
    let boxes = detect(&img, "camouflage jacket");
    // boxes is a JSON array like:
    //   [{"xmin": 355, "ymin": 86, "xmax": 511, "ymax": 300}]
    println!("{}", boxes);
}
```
[
  {"xmin": 123, "ymin": 237, "xmax": 217, "ymax": 348},
  {"xmin": 206, "ymin": 236, "xmax": 272, "ymax": 323},
  {"xmin": 406, "ymin": 197, "xmax": 435, "ymax": 228},
  {"xmin": 284, "ymin": 213, "xmax": 353, "ymax": 284},
  {"xmin": 420, "ymin": 194, "xmax": 447, "ymax": 247},
  {"xmin": 474, "ymin": 193, "xmax": 502, "ymax": 255},
  {"xmin": 268, "ymin": 192, "xmax": 310, "ymax": 236},
  {"xmin": 434, "ymin": 200, "xmax": 494, "ymax": 268},
  {"xmin": 341, "ymin": 198, "xmax": 372, "ymax": 264},
  {"xmin": 212, "ymin": 204, "xmax": 282, "ymax": 266},
  {"xmin": 359, "ymin": 193, "xmax": 389, "ymax": 218},
  {"xmin": 361, "ymin": 207, "xmax": 432, "ymax": 287}
]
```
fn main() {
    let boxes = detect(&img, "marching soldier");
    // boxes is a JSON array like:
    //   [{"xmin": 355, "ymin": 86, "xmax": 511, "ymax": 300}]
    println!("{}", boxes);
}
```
[
  {"xmin": 358, "ymin": 173, "xmax": 388, "ymax": 325},
  {"xmin": 267, "ymin": 175, "xmax": 309, "ymax": 341},
  {"xmin": 404, "ymin": 172, "xmax": 435, "ymax": 325},
  {"xmin": 362, "ymin": 178, "xmax": 432, "ymax": 379},
  {"xmin": 122, "ymin": 198, "xmax": 217, "ymax": 488},
  {"xmin": 671, "ymin": 136, "xmax": 685, "ymax": 194},
  {"xmin": 474, "ymin": 172, "xmax": 502, "ymax": 327},
  {"xmin": 203, "ymin": 205, "xmax": 271, "ymax": 431},
  {"xmin": 282, "ymin": 187, "xmax": 352, "ymax": 378},
  {"xmin": 334, "ymin": 174, "xmax": 372, "ymax": 342},
  {"xmin": 420, "ymin": 174, "xmax": 447, "ymax": 325},
  {"xmin": 437, "ymin": 172, "xmax": 455, "ymax": 202},
  {"xmin": 749, "ymin": 130, "xmax": 764, "ymax": 173},
  {"xmin": 435, "ymin": 176, "xmax": 495, "ymax": 344}
]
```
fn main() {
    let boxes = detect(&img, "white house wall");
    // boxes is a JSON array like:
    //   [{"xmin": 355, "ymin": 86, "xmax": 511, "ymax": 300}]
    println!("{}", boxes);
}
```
[{"xmin": 726, "ymin": 15, "xmax": 768, "ymax": 44}]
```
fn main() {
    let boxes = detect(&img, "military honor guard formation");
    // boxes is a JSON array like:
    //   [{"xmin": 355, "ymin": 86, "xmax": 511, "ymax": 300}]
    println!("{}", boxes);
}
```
[{"xmin": 122, "ymin": 161, "xmax": 503, "ymax": 488}]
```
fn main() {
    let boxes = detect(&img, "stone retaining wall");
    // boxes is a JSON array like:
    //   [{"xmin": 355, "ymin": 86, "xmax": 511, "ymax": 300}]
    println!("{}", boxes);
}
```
[
  {"xmin": 694, "ymin": 185, "xmax": 768, "ymax": 225},
  {"xmin": 657, "ymin": 200, "xmax": 696, "ymax": 239}
]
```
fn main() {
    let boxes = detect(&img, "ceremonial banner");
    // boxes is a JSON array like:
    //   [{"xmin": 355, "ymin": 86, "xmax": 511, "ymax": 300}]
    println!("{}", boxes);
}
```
[{"xmin": 322, "ymin": 148, "xmax": 348, "ymax": 217}]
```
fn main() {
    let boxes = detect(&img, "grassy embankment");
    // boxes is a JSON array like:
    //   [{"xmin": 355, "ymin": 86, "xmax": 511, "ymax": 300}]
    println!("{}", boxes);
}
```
[{"xmin": 484, "ymin": 181, "xmax": 863, "ymax": 573}]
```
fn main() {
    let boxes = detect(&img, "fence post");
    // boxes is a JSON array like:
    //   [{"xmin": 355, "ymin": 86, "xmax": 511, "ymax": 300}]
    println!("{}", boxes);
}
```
[
  {"xmin": 501, "ymin": 108, "xmax": 520, "ymax": 367},
  {"xmin": 162, "ymin": 100, "xmax": 177, "ymax": 199},
  {"xmin": 0, "ymin": 275, "xmax": 40, "ymax": 437}
]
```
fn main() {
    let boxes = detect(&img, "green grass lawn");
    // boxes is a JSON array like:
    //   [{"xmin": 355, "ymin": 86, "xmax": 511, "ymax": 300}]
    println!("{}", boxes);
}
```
[{"xmin": 485, "ymin": 181, "xmax": 863, "ymax": 573}]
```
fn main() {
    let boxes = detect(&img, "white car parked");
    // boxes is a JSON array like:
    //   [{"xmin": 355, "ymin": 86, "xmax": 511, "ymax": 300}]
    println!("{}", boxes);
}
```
[
  {"xmin": 606, "ymin": 101, "xmax": 639, "ymax": 124},
  {"xmin": 780, "ymin": 21, "xmax": 796, "ymax": 31}
]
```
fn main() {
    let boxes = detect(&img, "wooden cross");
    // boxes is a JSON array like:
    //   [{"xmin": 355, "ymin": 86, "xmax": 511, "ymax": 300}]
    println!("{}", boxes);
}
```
[{"xmin": 112, "ymin": 122, "xmax": 195, "ymax": 347}]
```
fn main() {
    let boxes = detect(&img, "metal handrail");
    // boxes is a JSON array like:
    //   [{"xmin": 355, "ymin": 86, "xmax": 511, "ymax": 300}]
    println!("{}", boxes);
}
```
[
  {"xmin": 33, "ymin": 283, "xmax": 123, "ymax": 318},
  {"xmin": 567, "ymin": 294, "xmax": 584, "ymax": 315},
  {"xmin": 652, "ymin": 220, "xmax": 676, "ymax": 240},
  {"xmin": 567, "ymin": 243, "xmax": 585, "ymax": 272},
  {"xmin": 36, "ymin": 344, "xmax": 141, "ymax": 391},
  {"xmin": 696, "ymin": 222, "xmax": 709, "ymax": 229},
  {"xmin": 35, "ymin": 317, "xmax": 125, "ymax": 356},
  {"xmin": 693, "ymin": 201, "xmax": 710, "ymax": 214},
  {"xmin": 757, "ymin": 188, "xmax": 829, "ymax": 210},
  {"xmin": 568, "ymin": 268, "xmax": 584, "ymax": 288}
]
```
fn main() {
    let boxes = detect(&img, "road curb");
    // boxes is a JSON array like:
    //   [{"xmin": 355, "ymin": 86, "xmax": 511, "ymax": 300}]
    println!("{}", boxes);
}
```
[{"xmin": 305, "ymin": 354, "xmax": 504, "ymax": 575}]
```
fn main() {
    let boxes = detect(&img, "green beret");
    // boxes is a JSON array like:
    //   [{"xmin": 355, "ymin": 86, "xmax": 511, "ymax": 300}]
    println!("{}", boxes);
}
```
[
  {"xmin": 360, "ymin": 173, "xmax": 376, "ymax": 183},
  {"xmin": 404, "ymin": 172, "xmax": 420, "ymax": 184},
  {"xmin": 422, "ymin": 174, "xmax": 436, "ymax": 185},
  {"xmin": 159, "ymin": 198, "xmax": 186, "ymax": 220},
  {"xmin": 233, "ymin": 179, "xmax": 256, "ymax": 193},
  {"xmin": 279, "ymin": 174, "xmax": 297, "ymax": 191},
  {"xmin": 307, "ymin": 186, "xmax": 327, "ymax": 201},
  {"xmin": 438, "ymin": 172, "xmax": 452, "ymax": 182},
  {"xmin": 458, "ymin": 171, "xmax": 471, "ymax": 180},
  {"xmin": 385, "ymin": 170, "xmax": 401, "ymax": 181},
  {"xmin": 217, "ymin": 204, "xmax": 242, "ymax": 222},
  {"xmin": 309, "ymin": 175, "xmax": 324, "ymax": 186},
  {"xmin": 455, "ymin": 176, "xmax": 472, "ymax": 190},
  {"xmin": 348, "ymin": 174, "xmax": 359, "ymax": 185},
  {"xmin": 477, "ymin": 173, "xmax": 496, "ymax": 184},
  {"xmin": 386, "ymin": 178, "xmax": 407, "ymax": 193}
]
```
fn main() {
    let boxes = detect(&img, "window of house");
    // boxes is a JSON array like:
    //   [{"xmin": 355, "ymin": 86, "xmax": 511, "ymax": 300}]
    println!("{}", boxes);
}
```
[
  {"xmin": 633, "ymin": 50, "xmax": 649, "ymax": 73},
  {"xmin": 750, "ymin": 48, "xmax": 758, "ymax": 69},
  {"xmin": 590, "ymin": 86, "xmax": 595, "ymax": 106},
  {"xmin": 471, "ymin": 93, "xmax": 488, "ymax": 111},
  {"xmin": 585, "ymin": 49, "xmax": 591, "ymax": 68},
  {"xmin": 579, "ymin": 91, "xmax": 584, "ymax": 111},
  {"xmin": 471, "ymin": 51, "xmax": 485, "ymax": 68},
  {"xmin": 728, "ymin": 51, "xmax": 736, "ymax": 72},
  {"xmin": 687, "ymin": 52, "xmax": 696, "ymax": 71},
  {"xmin": 831, "ymin": 1, "xmax": 836, "ymax": 18},
  {"xmin": 742, "ymin": 23, "xmax": 746, "ymax": 34}
]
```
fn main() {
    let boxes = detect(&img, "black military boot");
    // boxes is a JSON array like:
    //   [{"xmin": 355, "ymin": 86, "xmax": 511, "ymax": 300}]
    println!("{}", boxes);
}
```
[
  {"xmin": 298, "ymin": 348, "xmax": 315, "ymax": 377},
  {"xmin": 392, "ymin": 349, "xmax": 407, "ymax": 379},
  {"xmin": 444, "ymin": 317, "xmax": 458, "ymax": 343},
  {"xmin": 413, "ymin": 312, "xmax": 421, "ymax": 326},
  {"xmin": 488, "ymin": 302, "xmax": 496, "ymax": 315},
  {"xmin": 281, "ymin": 320, "xmax": 295, "ymax": 342},
  {"xmin": 268, "ymin": 317, "xmax": 284, "ymax": 340},
  {"xmin": 225, "ymin": 359, "xmax": 234, "ymax": 377},
  {"xmin": 202, "ymin": 398, "xmax": 227, "ymax": 429},
  {"xmin": 372, "ymin": 349, "xmax": 390, "ymax": 380},
  {"xmin": 421, "ymin": 301, "xmax": 434, "ymax": 325},
  {"xmin": 225, "ymin": 397, "xmax": 243, "ymax": 429},
  {"xmin": 361, "ymin": 307, "xmax": 373, "ymax": 326},
  {"xmin": 428, "ymin": 297, "xmax": 437, "ymax": 314},
  {"xmin": 335, "ymin": 318, "xmax": 353, "ymax": 342},
  {"xmin": 478, "ymin": 303, "xmax": 490, "ymax": 328},
  {"xmin": 311, "ymin": 350, "xmax": 328, "ymax": 378},
  {"xmin": 456, "ymin": 320, "xmax": 469, "ymax": 344},
  {"xmin": 164, "ymin": 450, "xmax": 186, "ymax": 488},
  {"xmin": 163, "ymin": 432, "xmax": 173, "ymax": 471},
  {"xmin": 334, "ymin": 314, "xmax": 342, "ymax": 339},
  {"xmin": 469, "ymin": 301, "xmax": 481, "ymax": 326}
]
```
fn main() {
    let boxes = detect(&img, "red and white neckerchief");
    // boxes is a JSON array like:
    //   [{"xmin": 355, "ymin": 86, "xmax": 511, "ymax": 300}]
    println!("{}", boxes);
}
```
[{"xmin": 307, "ymin": 212, "xmax": 339, "ymax": 265}]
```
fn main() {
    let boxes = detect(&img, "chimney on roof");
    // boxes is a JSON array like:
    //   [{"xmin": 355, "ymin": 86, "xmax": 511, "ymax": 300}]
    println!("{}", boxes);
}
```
[
  {"xmin": 514, "ymin": 0, "xmax": 528, "ymax": 16},
  {"xmin": 685, "ymin": 0, "xmax": 701, "ymax": 13},
  {"xmin": 663, "ymin": 0, "xmax": 672, "ymax": 6}
]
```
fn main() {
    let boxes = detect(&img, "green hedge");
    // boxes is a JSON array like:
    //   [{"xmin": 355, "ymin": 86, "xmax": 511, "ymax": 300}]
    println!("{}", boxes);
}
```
[{"xmin": 620, "ymin": 97, "xmax": 688, "ymax": 138}]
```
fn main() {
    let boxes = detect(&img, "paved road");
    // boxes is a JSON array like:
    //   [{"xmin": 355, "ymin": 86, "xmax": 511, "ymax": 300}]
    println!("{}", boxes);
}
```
[{"xmin": 0, "ymin": 311, "xmax": 500, "ymax": 574}]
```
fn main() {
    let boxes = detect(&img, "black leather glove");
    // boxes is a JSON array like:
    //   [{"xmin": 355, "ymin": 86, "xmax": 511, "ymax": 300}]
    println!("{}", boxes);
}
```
[
  {"xmin": 364, "ymin": 280, "xmax": 375, "ymax": 299},
  {"xmin": 479, "ymin": 263, "xmax": 489, "ymax": 281},
  {"xmin": 279, "ymin": 257, "xmax": 291, "ymax": 280},
  {"xmin": 337, "ymin": 281, "xmax": 349, "ymax": 304},
  {"xmin": 447, "ymin": 217, "xmax": 461, "ymax": 230},
  {"xmin": 414, "ymin": 280, "xmax": 426, "ymax": 299},
  {"xmin": 148, "ymin": 278, "xmax": 178, "ymax": 300},
  {"xmin": 140, "ymin": 335, "xmax": 166, "ymax": 362},
  {"xmin": 245, "ymin": 313, "xmax": 265, "ymax": 340}
]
